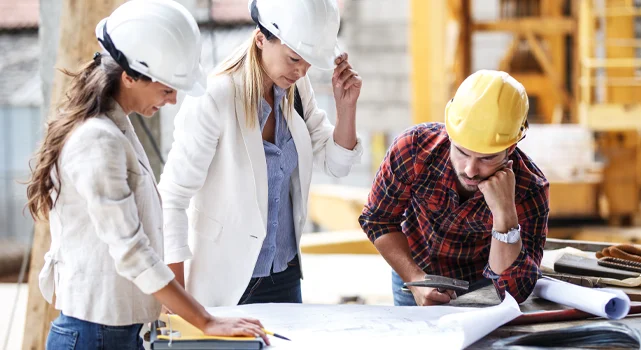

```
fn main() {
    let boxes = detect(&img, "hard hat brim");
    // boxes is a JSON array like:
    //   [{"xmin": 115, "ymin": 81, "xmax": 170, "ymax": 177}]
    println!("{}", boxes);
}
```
[
  {"xmin": 281, "ymin": 40, "xmax": 341, "ymax": 71},
  {"xmin": 304, "ymin": 45, "xmax": 342, "ymax": 71},
  {"xmin": 156, "ymin": 63, "xmax": 207, "ymax": 97},
  {"xmin": 183, "ymin": 63, "xmax": 206, "ymax": 97},
  {"xmin": 95, "ymin": 18, "xmax": 108, "ymax": 48}
]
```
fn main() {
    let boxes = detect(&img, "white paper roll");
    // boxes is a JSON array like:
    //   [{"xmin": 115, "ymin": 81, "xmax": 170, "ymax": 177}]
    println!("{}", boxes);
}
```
[{"xmin": 533, "ymin": 276, "xmax": 630, "ymax": 319}]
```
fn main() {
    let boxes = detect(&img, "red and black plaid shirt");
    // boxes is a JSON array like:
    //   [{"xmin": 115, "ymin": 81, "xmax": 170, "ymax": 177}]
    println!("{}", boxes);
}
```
[{"xmin": 359, "ymin": 123, "xmax": 549, "ymax": 303}]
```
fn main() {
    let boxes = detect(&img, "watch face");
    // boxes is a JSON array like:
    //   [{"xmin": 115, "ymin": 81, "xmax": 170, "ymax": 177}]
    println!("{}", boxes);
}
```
[{"xmin": 506, "ymin": 227, "xmax": 521, "ymax": 243}]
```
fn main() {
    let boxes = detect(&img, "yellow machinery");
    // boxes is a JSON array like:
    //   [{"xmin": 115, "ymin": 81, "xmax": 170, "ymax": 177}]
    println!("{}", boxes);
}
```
[{"xmin": 411, "ymin": 0, "xmax": 641, "ymax": 225}]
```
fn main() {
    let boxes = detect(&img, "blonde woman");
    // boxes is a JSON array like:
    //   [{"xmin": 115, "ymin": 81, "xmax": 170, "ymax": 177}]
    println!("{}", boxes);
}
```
[
  {"xmin": 26, "ymin": 1, "xmax": 268, "ymax": 348},
  {"xmin": 158, "ymin": 0, "xmax": 363, "ymax": 307}
]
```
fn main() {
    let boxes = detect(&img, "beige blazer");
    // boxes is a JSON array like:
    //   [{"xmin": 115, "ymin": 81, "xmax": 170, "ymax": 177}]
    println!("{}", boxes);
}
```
[{"xmin": 39, "ymin": 103, "xmax": 174, "ymax": 325}]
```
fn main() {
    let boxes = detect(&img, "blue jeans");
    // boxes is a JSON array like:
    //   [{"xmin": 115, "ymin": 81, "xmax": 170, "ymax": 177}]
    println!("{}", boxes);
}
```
[
  {"xmin": 46, "ymin": 312, "xmax": 144, "ymax": 350},
  {"xmin": 392, "ymin": 270, "xmax": 493, "ymax": 306},
  {"xmin": 239, "ymin": 255, "xmax": 302, "ymax": 304}
]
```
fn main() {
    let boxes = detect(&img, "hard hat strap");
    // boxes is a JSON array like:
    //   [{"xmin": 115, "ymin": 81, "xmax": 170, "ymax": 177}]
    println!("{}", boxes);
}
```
[
  {"xmin": 249, "ymin": 0, "xmax": 275, "ymax": 40},
  {"xmin": 517, "ymin": 119, "xmax": 529, "ymax": 142},
  {"xmin": 98, "ymin": 23, "xmax": 145, "ymax": 81}
]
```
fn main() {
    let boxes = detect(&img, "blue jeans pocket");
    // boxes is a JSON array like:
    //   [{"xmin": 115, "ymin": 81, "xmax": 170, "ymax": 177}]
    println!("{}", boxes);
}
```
[
  {"xmin": 102, "ymin": 324, "xmax": 144, "ymax": 350},
  {"xmin": 287, "ymin": 256, "xmax": 299, "ymax": 267},
  {"xmin": 239, "ymin": 277, "xmax": 264, "ymax": 305},
  {"xmin": 46, "ymin": 323, "xmax": 79, "ymax": 350}
]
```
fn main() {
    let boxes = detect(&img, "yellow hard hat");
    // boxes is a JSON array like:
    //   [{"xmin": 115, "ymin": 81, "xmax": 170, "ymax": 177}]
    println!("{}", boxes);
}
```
[{"xmin": 445, "ymin": 70, "xmax": 529, "ymax": 154}]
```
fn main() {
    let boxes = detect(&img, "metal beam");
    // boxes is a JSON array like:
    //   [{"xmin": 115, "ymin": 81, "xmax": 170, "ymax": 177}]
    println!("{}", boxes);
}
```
[
  {"xmin": 472, "ymin": 18, "xmax": 575, "ymax": 34},
  {"xmin": 410, "ymin": 0, "xmax": 449, "ymax": 124}
]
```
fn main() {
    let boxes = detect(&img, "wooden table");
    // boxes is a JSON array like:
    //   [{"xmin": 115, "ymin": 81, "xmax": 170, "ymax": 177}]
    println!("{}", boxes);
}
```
[{"xmin": 452, "ymin": 284, "xmax": 641, "ymax": 348}]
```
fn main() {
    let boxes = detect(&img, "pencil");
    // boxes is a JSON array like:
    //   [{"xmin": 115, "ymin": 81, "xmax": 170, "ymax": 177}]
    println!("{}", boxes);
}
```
[{"xmin": 263, "ymin": 329, "xmax": 291, "ymax": 341}]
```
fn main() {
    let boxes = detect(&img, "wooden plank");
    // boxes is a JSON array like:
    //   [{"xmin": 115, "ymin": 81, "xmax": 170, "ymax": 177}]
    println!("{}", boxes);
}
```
[
  {"xmin": 509, "ymin": 74, "xmax": 550, "ymax": 89},
  {"xmin": 604, "ymin": 0, "xmax": 641, "ymax": 105},
  {"xmin": 300, "ymin": 231, "xmax": 378, "ymax": 255},
  {"xmin": 509, "ymin": 73, "xmax": 558, "ymax": 123},
  {"xmin": 579, "ymin": 77, "xmax": 641, "ymax": 86},
  {"xmin": 541, "ymin": 0, "xmax": 565, "ymax": 82},
  {"xmin": 23, "ymin": 1, "xmax": 127, "ymax": 349},
  {"xmin": 580, "ymin": 104, "xmax": 641, "ymax": 130},
  {"xmin": 370, "ymin": 132, "xmax": 388, "ymax": 175},
  {"xmin": 544, "ymin": 238, "xmax": 613, "ymax": 252},
  {"xmin": 308, "ymin": 185, "xmax": 370, "ymax": 232},
  {"xmin": 597, "ymin": 7, "xmax": 641, "ymax": 17},
  {"xmin": 596, "ymin": 131, "xmax": 639, "ymax": 220},
  {"xmin": 498, "ymin": 36, "xmax": 521, "ymax": 72},
  {"xmin": 583, "ymin": 58, "xmax": 641, "ymax": 68},
  {"xmin": 548, "ymin": 182, "xmax": 599, "ymax": 218},
  {"xmin": 472, "ymin": 18, "xmax": 575, "ymax": 34},
  {"xmin": 451, "ymin": 0, "xmax": 471, "ymax": 88},
  {"xmin": 524, "ymin": 30, "xmax": 573, "ymax": 110},
  {"xmin": 570, "ymin": 229, "xmax": 641, "ymax": 244},
  {"xmin": 542, "ymin": 0, "xmax": 570, "ymax": 123},
  {"xmin": 577, "ymin": 0, "xmax": 594, "ymax": 106},
  {"xmin": 569, "ymin": 0, "xmax": 580, "ymax": 124},
  {"xmin": 22, "ymin": 221, "xmax": 54, "ymax": 350},
  {"xmin": 602, "ymin": 38, "xmax": 641, "ymax": 48},
  {"xmin": 410, "ymin": 0, "xmax": 449, "ymax": 124}
]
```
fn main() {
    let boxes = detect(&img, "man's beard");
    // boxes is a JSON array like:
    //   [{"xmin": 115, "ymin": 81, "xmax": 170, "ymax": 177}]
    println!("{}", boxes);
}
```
[{"xmin": 456, "ymin": 173, "xmax": 485, "ymax": 192}]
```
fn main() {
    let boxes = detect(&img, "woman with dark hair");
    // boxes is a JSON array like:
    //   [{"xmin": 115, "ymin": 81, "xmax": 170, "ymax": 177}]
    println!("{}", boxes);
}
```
[{"xmin": 26, "ymin": 0, "xmax": 268, "ymax": 348}]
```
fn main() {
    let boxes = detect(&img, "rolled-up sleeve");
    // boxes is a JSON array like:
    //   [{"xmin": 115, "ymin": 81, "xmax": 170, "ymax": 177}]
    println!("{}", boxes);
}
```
[
  {"xmin": 158, "ymin": 91, "xmax": 222, "ymax": 264},
  {"xmin": 359, "ymin": 129, "xmax": 415, "ymax": 242},
  {"xmin": 297, "ymin": 76, "xmax": 363, "ymax": 178},
  {"xmin": 483, "ymin": 185, "xmax": 549, "ymax": 303},
  {"xmin": 63, "ymin": 128, "xmax": 174, "ymax": 294}
]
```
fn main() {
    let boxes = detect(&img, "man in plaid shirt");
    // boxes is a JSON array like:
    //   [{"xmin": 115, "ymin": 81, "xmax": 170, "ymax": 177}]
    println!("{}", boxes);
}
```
[{"xmin": 359, "ymin": 70, "xmax": 549, "ymax": 305}]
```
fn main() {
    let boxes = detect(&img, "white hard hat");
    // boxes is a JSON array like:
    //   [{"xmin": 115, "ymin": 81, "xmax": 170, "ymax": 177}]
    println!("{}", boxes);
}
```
[
  {"xmin": 249, "ymin": 0, "xmax": 341, "ymax": 70},
  {"xmin": 95, "ymin": 0, "xmax": 206, "ymax": 96}
]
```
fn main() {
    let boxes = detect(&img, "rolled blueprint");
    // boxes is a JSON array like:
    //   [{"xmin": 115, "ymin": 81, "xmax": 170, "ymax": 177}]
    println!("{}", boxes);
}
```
[{"xmin": 533, "ymin": 276, "xmax": 630, "ymax": 319}]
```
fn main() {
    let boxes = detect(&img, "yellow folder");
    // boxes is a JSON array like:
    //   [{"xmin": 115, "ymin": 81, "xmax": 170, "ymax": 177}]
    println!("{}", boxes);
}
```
[{"xmin": 157, "ymin": 313, "xmax": 258, "ymax": 341}]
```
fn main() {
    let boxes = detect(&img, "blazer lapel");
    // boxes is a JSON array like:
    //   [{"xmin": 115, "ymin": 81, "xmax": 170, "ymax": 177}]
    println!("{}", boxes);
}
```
[
  {"xmin": 287, "ymin": 93, "xmax": 313, "ymax": 212},
  {"xmin": 232, "ymin": 74, "xmax": 269, "ymax": 230},
  {"xmin": 124, "ymin": 119, "xmax": 163, "ymax": 200}
]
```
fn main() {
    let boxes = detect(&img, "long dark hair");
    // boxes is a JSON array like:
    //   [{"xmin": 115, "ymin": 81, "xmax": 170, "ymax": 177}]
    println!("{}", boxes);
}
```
[{"xmin": 26, "ymin": 54, "xmax": 125, "ymax": 219}]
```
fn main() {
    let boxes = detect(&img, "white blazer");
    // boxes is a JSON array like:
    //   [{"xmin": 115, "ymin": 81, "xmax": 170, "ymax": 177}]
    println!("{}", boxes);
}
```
[
  {"xmin": 39, "ymin": 103, "xmax": 174, "ymax": 326},
  {"xmin": 158, "ymin": 72, "xmax": 362, "ymax": 307}
]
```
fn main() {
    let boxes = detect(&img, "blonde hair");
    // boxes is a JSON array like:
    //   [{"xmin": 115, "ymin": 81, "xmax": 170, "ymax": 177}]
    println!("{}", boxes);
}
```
[{"xmin": 214, "ymin": 29, "xmax": 296, "ymax": 128}]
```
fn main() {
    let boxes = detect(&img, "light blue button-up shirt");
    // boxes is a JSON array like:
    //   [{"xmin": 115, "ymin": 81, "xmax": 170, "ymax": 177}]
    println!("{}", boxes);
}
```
[{"xmin": 252, "ymin": 85, "xmax": 299, "ymax": 277}]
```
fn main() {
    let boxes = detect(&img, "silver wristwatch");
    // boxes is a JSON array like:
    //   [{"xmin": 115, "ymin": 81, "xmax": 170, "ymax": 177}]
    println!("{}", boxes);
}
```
[{"xmin": 491, "ymin": 224, "xmax": 521, "ymax": 244}]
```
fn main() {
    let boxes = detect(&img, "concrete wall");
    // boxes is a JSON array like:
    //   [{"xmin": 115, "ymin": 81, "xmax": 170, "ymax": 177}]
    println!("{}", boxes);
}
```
[
  {"xmin": 342, "ymin": 0, "xmax": 412, "ymax": 135},
  {"xmin": 39, "ymin": 0, "xmax": 62, "ymax": 119},
  {"xmin": 343, "ymin": 0, "xmax": 510, "ymax": 134}
]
